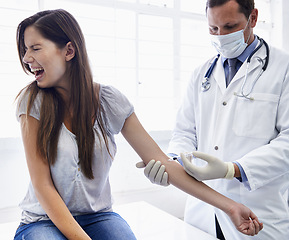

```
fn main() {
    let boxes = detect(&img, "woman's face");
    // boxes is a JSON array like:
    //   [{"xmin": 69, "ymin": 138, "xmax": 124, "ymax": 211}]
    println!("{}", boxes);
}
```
[{"xmin": 23, "ymin": 26, "xmax": 71, "ymax": 91}]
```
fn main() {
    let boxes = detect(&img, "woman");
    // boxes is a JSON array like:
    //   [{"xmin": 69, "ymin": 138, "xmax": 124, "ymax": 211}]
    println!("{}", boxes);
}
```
[{"xmin": 14, "ymin": 9, "xmax": 262, "ymax": 240}]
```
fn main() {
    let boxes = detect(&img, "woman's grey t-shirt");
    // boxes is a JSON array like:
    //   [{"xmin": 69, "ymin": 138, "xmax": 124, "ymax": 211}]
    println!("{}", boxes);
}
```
[{"xmin": 16, "ymin": 84, "xmax": 134, "ymax": 224}]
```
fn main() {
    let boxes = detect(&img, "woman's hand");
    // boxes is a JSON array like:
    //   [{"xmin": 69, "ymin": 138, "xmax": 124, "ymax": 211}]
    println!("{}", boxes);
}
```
[{"xmin": 226, "ymin": 202, "xmax": 263, "ymax": 236}]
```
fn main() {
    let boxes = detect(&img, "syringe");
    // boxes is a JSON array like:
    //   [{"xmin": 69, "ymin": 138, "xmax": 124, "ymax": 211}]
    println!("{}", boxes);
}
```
[{"xmin": 169, "ymin": 152, "xmax": 195, "ymax": 166}]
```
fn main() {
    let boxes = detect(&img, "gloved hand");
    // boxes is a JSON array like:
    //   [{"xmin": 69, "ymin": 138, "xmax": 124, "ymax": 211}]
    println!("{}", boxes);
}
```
[
  {"xmin": 180, "ymin": 151, "xmax": 235, "ymax": 181},
  {"xmin": 136, "ymin": 160, "xmax": 169, "ymax": 186}
]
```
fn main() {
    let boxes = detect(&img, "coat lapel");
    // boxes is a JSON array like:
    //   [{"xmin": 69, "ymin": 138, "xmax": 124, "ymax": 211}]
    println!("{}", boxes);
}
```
[
  {"xmin": 231, "ymin": 42, "xmax": 267, "ymax": 84},
  {"xmin": 212, "ymin": 57, "xmax": 227, "ymax": 94}
]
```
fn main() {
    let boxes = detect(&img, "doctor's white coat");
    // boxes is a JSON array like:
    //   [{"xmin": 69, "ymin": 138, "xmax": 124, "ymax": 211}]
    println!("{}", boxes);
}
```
[{"xmin": 168, "ymin": 43, "xmax": 289, "ymax": 240}]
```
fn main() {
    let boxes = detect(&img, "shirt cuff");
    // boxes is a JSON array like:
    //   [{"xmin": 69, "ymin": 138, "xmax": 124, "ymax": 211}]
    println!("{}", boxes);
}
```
[{"xmin": 233, "ymin": 161, "xmax": 250, "ymax": 189}]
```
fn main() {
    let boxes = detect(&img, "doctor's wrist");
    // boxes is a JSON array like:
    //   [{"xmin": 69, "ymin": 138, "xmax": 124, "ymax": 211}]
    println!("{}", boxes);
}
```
[{"xmin": 233, "ymin": 163, "xmax": 241, "ymax": 178}]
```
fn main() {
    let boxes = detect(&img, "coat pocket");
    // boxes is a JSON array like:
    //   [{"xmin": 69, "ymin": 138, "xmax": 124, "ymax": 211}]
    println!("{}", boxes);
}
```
[{"xmin": 232, "ymin": 93, "xmax": 279, "ymax": 139}]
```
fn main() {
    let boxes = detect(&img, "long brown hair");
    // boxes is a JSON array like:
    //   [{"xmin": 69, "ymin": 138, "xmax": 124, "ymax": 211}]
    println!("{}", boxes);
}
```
[{"xmin": 16, "ymin": 9, "xmax": 110, "ymax": 179}]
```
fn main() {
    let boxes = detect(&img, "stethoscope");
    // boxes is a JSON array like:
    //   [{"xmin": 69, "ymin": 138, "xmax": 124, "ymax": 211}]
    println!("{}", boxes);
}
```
[{"xmin": 202, "ymin": 37, "xmax": 270, "ymax": 100}]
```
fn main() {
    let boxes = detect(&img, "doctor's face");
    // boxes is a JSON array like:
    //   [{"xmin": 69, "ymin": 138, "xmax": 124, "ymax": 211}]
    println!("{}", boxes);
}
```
[{"xmin": 207, "ymin": 0, "xmax": 258, "ymax": 45}]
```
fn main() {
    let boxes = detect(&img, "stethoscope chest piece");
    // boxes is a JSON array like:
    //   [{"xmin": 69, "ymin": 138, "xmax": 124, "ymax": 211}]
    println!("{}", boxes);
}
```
[
  {"xmin": 202, "ymin": 54, "xmax": 220, "ymax": 92},
  {"xmin": 202, "ymin": 78, "xmax": 211, "ymax": 91}
]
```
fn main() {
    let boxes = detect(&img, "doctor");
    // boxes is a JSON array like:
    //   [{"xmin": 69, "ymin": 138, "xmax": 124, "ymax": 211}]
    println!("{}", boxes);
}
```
[{"xmin": 139, "ymin": 0, "xmax": 289, "ymax": 239}]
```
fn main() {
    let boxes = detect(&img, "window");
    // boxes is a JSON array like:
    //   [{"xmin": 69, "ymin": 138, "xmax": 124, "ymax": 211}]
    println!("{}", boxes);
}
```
[
  {"xmin": 0, "ymin": 0, "xmax": 273, "ymax": 137},
  {"xmin": 0, "ymin": 0, "xmax": 39, "ymax": 138},
  {"xmin": 181, "ymin": 0, "xmax": 206, "ymax": 14},
  {"xmin": 140, "ymin": 0, "xmax": 174, "ymax": 8}
]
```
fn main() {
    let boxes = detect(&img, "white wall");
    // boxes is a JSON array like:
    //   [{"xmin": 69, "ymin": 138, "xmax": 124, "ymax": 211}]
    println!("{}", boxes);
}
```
[{"xmin": 271, "ymin": 0, "xmax": 289, "ymax": 52}]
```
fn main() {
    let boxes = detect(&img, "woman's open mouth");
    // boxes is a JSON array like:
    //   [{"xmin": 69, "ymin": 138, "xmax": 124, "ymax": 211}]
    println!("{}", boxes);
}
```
[{"xmin": 31, "ymin": 67, "xmax": 44, "ymax": 80}]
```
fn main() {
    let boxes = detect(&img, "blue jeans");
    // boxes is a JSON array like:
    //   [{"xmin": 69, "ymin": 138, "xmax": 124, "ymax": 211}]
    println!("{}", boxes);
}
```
[{"xmin": 14, "ymin": 212, "xmax": 137, "ymax": 240}]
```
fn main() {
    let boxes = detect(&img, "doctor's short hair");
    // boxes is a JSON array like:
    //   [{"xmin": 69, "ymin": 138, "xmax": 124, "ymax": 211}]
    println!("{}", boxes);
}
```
[{"xmin": 206, "ymin": 0, "xmax": 255, "ymax": 19}]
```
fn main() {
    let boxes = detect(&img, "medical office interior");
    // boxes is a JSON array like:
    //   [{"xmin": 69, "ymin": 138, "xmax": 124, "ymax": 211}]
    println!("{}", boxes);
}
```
[{"xmin": 0, "ymin": 0, "xmax": 288, "ymax": 239}]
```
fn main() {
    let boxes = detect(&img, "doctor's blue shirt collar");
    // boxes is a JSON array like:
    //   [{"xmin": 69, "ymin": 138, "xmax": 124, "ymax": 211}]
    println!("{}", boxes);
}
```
[{"xmin": 221, "ymin": 35, "xmax": 259, "ymax": 65}]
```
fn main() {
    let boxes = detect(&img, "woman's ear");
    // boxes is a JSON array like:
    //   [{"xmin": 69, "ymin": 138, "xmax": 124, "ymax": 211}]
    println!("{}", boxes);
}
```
[{"xmin": 65, "ymin": 42, "xmax": 75, "ymax": 61}]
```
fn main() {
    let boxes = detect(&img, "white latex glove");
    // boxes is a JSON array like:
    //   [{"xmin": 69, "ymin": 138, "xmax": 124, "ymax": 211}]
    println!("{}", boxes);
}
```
[
  {"xmin": 180, "ymin": 151, "xmax": 235, "ymax": 181},
  {"xmin": 136, "ymin": 160, "xmax": 169, "ymax": 186}
]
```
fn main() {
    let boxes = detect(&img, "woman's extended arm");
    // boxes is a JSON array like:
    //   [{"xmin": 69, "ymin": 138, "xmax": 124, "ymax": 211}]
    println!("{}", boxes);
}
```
[
  {"xmin": 121, "ymin": 113, "xmax": 263, "ymax": 236},
  {"xmin": 20, "ymin": 115, "xmax": 91, "ymax": 240}
]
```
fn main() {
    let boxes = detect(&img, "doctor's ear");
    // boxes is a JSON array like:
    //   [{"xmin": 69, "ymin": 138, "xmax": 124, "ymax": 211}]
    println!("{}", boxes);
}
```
[
  {"xmin": 65, "ymin": 42, "xmax": 75, "ymax": 62},
  {"xmin": 249, "ymin": 9, "xmax": 258, "ymax": 28}
]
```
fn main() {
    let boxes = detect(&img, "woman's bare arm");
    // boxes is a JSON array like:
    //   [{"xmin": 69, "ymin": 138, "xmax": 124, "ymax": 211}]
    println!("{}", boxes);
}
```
[
  {"xmin": 121, "ymin": 113, "xmax": 263, "ymax": 236},
  {"xmin": 20, "ymin": 115, "xmax": 91, "ymax": 240}
]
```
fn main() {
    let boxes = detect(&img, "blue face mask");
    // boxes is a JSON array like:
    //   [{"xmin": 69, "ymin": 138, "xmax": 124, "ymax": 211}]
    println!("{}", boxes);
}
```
[{"xmin": 210, "ymin": 17, "xmax": 252, "ymax": 58}]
